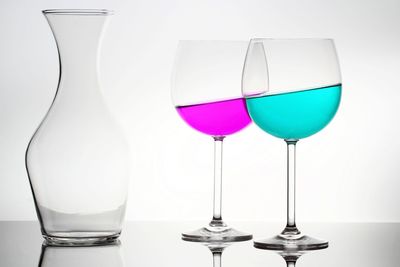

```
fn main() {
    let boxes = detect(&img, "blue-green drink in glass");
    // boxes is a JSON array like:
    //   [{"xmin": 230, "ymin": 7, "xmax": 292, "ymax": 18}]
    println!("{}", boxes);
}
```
[{"xmin": 246, "ymin": 84, "xmax": 341, "ymax": 140}]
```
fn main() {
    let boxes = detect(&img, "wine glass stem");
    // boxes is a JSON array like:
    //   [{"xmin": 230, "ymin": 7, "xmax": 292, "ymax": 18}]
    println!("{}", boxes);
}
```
[
  {"xmin": 210, "ymin": 136, "xmax": 226, "ymax": 227},
  {"xmin": 283, "ymin": 139, "xmax": 300, "ymax": 235},
  {"xmin": 212, "ymin": 252, "xmax": 222, "ymax": 267}
]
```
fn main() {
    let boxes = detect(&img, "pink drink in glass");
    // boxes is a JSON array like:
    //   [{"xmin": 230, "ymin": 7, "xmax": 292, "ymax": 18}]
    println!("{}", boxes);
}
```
[{"xmin": 176, "ymin": 98, "xmax": 251, "ymax": 136}]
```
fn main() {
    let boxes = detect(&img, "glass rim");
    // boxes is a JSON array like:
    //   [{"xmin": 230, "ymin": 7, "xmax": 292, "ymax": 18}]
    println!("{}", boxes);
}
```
[
  {"xmin": 177, "ymin": 39, "xmax": 249, "ymax": 43},
  {"xmin": 250, "ymin": 37, "xmax": 334, "ymax": 42},
  {"xmin": 42, "ymin": 9, "xmax": 114, "ymax": 15}
]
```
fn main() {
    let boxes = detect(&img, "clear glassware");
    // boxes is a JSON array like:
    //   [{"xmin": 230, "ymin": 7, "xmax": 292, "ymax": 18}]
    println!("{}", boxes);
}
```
[
  {"xmin": 26, "ymin": 9, "xmax": 130, "ymax": 245},
  {"xmin": 242, "ymin": 38, "xmax": 342, "ymax": 250},
  {"xmin": 171, "ymin": 40, "xmax": 253, "ymax": 242},
  {"xmin": 38, "ymin": 241, "xmax": 124, "ymax": 267}
]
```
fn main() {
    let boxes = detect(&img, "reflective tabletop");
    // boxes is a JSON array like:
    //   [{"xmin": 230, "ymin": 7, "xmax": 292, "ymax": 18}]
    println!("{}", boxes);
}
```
[{"xmin": 0, "ymin": 221, "xmax": 399, "ymax": 266}]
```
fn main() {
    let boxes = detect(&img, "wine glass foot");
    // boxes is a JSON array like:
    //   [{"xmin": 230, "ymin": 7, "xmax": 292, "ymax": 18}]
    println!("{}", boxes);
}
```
[
  {"xmin": 254, "ymin": 234, "xmax": 328, "ymax": 251},
  {"xmin": 182, "ymin": 226, "xmax": 252, "ymax": 243}
]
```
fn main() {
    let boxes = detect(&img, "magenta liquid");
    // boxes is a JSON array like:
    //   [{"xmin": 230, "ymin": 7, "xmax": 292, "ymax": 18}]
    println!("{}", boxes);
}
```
[{"xmin": 176, "ymin": 98, "xmax": 251, "ymax": 136}]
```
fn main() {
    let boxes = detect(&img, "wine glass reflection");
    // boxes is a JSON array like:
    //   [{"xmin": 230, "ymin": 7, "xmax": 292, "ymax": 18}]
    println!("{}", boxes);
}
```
[
  {"xmin": 184, "ymin": 241, "xmax": 235, "ymax": 267},
  {"xmin": 278, "ymin": 250, "xmax": 305, "ymax": 267},
  {"xmin": 270, "ymin": 248, "xmax": 325, "ymax": 267}
]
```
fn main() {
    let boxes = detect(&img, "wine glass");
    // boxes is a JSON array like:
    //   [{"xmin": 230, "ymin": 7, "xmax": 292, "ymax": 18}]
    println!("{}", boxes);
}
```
[
  {"xmin": 171, "ymin": 40, "xmax": 252, "ymax": 242},
  {"xmin": 242, "ymin": 38, "xmax": 341, "ymax": 250}
]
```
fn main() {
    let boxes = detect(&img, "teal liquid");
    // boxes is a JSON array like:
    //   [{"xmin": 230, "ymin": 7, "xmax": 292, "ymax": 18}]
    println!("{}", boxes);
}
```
[{"xmin": 246, "ymin": 84, "xmax": 341, "ymax": 140}]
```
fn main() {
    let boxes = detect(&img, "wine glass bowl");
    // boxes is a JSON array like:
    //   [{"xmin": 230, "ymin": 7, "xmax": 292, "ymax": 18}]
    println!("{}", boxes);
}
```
[
  {"xmin": 172, "ymin": 40, "xmax": 252, "ymax": 137},
  {"xmin": 243, "ymin": 38, "xmax": 342, "ymax": 141}
]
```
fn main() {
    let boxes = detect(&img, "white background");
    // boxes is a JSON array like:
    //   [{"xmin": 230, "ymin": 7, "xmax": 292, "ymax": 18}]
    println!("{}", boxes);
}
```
[{"xmin": 1, "ymin": 0, "xmax": 399, "ymax": 222}]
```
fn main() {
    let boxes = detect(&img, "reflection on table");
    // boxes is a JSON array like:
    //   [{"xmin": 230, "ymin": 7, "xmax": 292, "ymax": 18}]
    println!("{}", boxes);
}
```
[
  {"xmin": 38, "ymin": 241, "xmax": 123, "ymax": 267},
  {"xmin": 0, "ymin": 222, "xmax": 399, "ymax": 267}
]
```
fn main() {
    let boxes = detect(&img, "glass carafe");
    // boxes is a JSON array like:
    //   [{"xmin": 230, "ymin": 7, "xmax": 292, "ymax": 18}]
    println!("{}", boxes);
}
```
[{"xmin": 26, "ymin": 9, "xmax": 130, "ymax": 245}]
